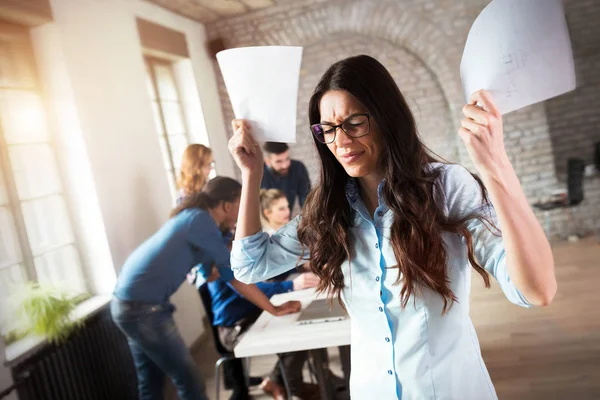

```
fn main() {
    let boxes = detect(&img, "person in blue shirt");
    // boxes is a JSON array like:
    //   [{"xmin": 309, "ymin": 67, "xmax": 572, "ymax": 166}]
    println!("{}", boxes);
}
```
[
  {"xmin": 111, "ymin": 177, "xmax": 300, "ymax": 400},
  {"xmin": 261, "ymin": 142, "xmax": 311, "ymax": 213},
  {"xmin": 227, "ymin": 55, "xmax": 557, "ymax": 399},
  {"xmin": 208, "ymin": 265, "xmax": 319, "ymax": 400}
]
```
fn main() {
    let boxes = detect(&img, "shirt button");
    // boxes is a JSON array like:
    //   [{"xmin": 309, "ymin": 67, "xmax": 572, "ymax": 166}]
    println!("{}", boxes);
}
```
[
  {"xmin": 375, "ymin": 243, "xmax": 379, "ymax": 249},
  {"xmin": 378, "ymin": 306, "xmax": 383, "ymax": 312},
  {"xmin": 375, "ymin": 276, "xmax": 380, "ymax": 282},
  {"xmin": 387, "ymin": 370, "xmax": 393, "ymax": 375},
  {"xmin": 385, "ymin": 337, "xmax": 390, "ymax": 342},
  {"xmin": 377, "ymin": 211, "xmax": 383, "ymax": 217}
]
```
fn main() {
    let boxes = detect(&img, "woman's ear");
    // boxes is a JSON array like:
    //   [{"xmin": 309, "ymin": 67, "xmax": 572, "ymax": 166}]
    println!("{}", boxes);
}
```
[{"xmin": 263, "ymin": 207, "xmax": 272, "ymax": 221}]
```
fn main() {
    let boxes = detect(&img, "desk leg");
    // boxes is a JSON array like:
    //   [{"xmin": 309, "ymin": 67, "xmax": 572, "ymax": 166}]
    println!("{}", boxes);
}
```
[
  {"xmin": 338, "ymin": 345, "xmax": 351, "ymax": 388},
  {"xmin": 310, "ymin": 349, "xmax": 334, "ymax": 400},
  {"xmin": 277, "ymin": 355, "xmax": 292, "ymax": 399}
]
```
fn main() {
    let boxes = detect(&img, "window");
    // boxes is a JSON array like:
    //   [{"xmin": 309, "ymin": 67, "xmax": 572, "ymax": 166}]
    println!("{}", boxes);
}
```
[
  {"xmin": 0, "ymin": 21, "xmax": 85, "ymax": 333},
  {"xmin": 145, "ymin": 57, "xmax": 189, "ymax": 199}
]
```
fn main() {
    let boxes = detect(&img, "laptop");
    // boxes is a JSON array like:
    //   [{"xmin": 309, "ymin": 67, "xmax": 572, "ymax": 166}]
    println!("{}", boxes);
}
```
[{"xmin": 296, "ymin": 299, "xmax": 348, "ymax": 325}]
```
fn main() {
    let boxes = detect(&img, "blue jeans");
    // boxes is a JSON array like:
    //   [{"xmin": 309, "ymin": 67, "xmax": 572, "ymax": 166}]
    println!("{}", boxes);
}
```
[{"xmin": 111, "ymin": 298, "xmax": 208, "ymax": 400}]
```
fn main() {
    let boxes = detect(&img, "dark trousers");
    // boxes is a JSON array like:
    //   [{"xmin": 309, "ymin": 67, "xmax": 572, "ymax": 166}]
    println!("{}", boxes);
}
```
[
  {"xmin": 110, "ymin": 298, "xmax": 208, "ymax": 400},
  {"xmin": 222, "ymin": 358, "xmax": 250, "ymax": 400},
  {"xmin": 217, "ymin": 310, "xmax": 308, "ymax": 395}
]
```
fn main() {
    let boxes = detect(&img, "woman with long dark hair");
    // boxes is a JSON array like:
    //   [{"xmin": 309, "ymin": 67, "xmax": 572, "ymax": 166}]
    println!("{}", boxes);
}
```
[
  {"xmin": 227, "ymin": 55, "xmax": 556, "ymax": 399},
  {"xmin": 111, "ymin": 177, "xmax": 300, "ymax": 400}
]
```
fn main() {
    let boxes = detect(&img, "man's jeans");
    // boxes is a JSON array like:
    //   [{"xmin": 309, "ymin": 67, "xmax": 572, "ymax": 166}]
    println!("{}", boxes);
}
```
[{"xmin": 111, "ymin": 298, "xmax": 208, "ymax": 400}]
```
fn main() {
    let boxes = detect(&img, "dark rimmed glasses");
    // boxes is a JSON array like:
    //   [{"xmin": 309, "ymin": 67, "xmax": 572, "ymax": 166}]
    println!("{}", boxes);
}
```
[{"xmin": 310, "ymin": 113, "xmax": 371, "ymax": 144}]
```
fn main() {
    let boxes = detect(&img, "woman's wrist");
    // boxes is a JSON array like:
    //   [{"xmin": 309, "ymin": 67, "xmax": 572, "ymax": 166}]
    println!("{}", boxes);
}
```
[
  {"xmin": 265, "ymin": 303, "xmax": 277, "ymax": 315},
  {"xmin": 242, "ymin": 169, "xmax": 263, "ymax": 186}
]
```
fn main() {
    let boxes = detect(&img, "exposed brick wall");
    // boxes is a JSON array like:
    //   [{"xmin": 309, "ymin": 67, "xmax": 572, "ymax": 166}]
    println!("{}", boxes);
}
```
[
  {"xmin": 207, "ymin": 0, "xmax": 600, "ymax": 238},
  {"xmin": 546, "ymin": 0, "xmax": 600, "ymax": 178}
]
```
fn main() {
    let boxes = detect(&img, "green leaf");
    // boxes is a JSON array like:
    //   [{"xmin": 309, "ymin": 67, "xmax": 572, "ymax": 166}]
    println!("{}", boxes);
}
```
[{"xmin": 8, "ymin": 282, "xmax": 89, "ymax": 345}]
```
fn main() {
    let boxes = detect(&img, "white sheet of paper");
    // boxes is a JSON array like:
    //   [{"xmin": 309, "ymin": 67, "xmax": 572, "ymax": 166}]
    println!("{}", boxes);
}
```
[
  {"xmin": 460, "ymin": 0, "xmax": 576, "ymax": 114},
  {"xmin": 217, "ymin": 46, "xmax": 303, "ymax": 143}
]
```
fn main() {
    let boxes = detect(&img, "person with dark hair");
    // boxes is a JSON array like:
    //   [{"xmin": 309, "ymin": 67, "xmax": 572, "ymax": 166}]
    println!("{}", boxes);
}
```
[
  {"xmin": 227, "ymin": 55, "xmax": 557, "ymax": 399},
  {"xmin": 261, "ymin": 141, "xmax": 311, "ymax": 212},
  {"xmin": 111, "ymin": 177, "xmax": 301, "ymax": 400},
  {"xmin": 208, "ymin": 262, "xmax": 319, "ymax": 400}
]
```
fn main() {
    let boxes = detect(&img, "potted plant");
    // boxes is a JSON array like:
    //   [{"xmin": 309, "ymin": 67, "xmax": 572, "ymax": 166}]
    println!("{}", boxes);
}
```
[{"xmin": 11, "ymin": 282, "xmax": 89, "ymax": 344}]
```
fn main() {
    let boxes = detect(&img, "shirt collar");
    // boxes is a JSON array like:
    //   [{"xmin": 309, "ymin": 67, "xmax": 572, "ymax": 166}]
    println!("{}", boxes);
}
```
[{"xmin": 345, "ymin": 178, "xmax": 389, "ymax": 221}]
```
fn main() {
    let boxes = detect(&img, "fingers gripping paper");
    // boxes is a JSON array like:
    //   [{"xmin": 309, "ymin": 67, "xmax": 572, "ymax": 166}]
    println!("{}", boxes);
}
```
[
  {"xmin": 217, "ymin": 46, "xmax": 303, "ymax": 143},
  {"xmin": 460, "ymin": 0, "xmax": 576, "ymax": 115}
]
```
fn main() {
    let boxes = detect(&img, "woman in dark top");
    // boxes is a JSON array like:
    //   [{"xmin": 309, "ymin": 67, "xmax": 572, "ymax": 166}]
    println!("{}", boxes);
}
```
[{"xmin": 111, "ymin": 177, "xmax": 300, "ymax": 400}]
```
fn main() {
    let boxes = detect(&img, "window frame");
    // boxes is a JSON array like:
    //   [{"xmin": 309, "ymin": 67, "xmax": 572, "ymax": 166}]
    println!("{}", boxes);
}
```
[
  {"xmin": 0, "ymin": 20, "xmax": 84, "ymax": 298},
  {"xmin": 144, "ymin": 56, "xmax": 189, "ymax": 195}
]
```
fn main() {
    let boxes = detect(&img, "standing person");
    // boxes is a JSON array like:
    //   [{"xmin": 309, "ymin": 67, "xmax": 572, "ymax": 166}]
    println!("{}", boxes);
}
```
[
  {"xmin": 177, "ymin": 143, "xmax": 214, "ymax": 204},
  {"xmin": 227, "ymin": 55, "xmax": 556, "ymax": 399},
  {"xmin": 261, "ymin": 142, "xmax": 311, "ymax": 213},
  {"xmin": 111, "ymin": 177, "xmax": 300, "ymax": 400}
]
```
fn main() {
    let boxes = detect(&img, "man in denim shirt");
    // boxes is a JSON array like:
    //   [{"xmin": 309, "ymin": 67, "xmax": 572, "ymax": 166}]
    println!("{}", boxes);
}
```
[{"xmin": 261, "ymin": 142, "xmax": 311, "ymax": 213}]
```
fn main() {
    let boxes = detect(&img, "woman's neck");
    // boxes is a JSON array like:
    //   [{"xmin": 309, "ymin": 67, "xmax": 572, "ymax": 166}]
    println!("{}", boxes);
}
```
[
  {"xmin": 268, "ymin": 221, "xmax": 286, "ymax": 231},
  {"xmin": 358, "ymin": 172, "xmax": 384, "ymax": 217}
]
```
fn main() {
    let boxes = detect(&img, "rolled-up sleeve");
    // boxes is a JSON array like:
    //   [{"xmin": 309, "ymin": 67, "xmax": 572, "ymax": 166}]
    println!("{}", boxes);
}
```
[
  {"xmin": 231, "ymin": 216, "xmax": 308, "ymax": 283},
  {"xmin": 443, "ymin": 164, "xmax": 532, "ymax": 308}
]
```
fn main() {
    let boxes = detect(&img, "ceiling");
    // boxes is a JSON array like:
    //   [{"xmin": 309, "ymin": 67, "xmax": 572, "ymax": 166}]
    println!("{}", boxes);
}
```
[{"xmin": 145, "ymin": 0, "xmax": 276, "ymax": 23}]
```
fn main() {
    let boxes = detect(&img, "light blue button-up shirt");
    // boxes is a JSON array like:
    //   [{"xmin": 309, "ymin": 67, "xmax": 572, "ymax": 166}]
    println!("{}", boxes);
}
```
[{"xmin": 231, "ymin": 164, "xmax": 531, "ymax": 400}]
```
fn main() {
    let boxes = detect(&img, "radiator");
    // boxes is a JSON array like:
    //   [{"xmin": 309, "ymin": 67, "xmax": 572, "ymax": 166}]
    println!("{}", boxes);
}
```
[{"xmin": 9, "ymin": 305, "xmax": 138, "ymax": 400}]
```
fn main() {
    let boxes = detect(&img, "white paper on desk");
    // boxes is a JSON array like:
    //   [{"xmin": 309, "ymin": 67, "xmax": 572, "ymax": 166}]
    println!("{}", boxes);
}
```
[
  {"xmin": 460, "ymin": 0, "xmax": 576, "ymax": 114},
  {"xmin": 217, "ymin": 46, "xmax": 303, "ymax": 143}
]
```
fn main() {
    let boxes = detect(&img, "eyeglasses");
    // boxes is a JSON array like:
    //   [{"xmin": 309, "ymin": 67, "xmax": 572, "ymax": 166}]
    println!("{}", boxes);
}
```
[{"xmin": 310, "ymin": 113, "xmax": 371, "ymax": 144}]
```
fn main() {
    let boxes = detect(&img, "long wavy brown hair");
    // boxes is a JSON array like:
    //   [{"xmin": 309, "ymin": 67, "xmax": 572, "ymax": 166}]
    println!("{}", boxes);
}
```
[
  {"xmin": 297, "ymin": 55, "xmax": 496, "ymax": 313},
  {"xmin": 177, "ymin": 144, "xmax": 213, "ymax": 196}
]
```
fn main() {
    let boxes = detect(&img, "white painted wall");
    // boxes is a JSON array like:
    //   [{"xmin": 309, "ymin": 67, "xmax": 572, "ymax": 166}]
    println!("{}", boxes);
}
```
[
  {"xmin": 132, "ymin": 0, "xmax": 235, "ymax": 179},
  {"xmin": 28, "ymin": 0, "xmax": 231, "ymax": 346},
  {"xmin": 30, "ymin": 23, "xmax": 116, "ymax": 296}
]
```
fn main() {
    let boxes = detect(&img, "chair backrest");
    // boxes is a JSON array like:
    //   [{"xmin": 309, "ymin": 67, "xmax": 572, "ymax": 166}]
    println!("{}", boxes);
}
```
[
  {"xmin": 567, "ymin": 158, "xmax": 585, "ymax": 206},
  {"xmin": 198, "ymin": 283, "xmax": 231, "ymax": 356}
]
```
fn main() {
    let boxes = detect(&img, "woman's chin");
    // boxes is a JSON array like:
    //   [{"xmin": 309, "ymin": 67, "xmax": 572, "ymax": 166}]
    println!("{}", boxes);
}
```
[{"xmin": 343, "ymin": 165, "xmax": 369, "ymax": 178}]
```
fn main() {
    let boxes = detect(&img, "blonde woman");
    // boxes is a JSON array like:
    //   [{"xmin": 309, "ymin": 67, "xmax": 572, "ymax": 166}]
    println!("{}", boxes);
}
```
[
  {"xmin": 260, "ymin": 189, "xmax": 315, "ymax": 283},
  {"xmin": 260, "ymin": 189, "xmax": 292, "ymax": 235},
  {"xmin": 177, "ymin": 144, "xmax": 214, "ymax": 204}
]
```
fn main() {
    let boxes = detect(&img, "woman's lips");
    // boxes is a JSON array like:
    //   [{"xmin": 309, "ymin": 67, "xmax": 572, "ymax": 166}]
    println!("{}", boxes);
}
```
[{"xmin": 339, "ymin": 151, "xmax": 364, "ymax": 163}]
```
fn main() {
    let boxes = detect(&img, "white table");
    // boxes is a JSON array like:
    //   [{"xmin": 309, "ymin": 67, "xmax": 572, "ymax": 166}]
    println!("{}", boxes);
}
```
[{"xmin": 234, "ymin": 288, "xmax": 351, "ymax": 399}]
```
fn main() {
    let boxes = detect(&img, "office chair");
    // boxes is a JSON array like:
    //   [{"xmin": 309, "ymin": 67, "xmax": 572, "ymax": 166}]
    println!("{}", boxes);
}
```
[
  {"xmin": 198, "ymin": 283, "xmax": 295, "ymax": 400},
  {"xmin": 199, "ymin": 283, "xmax": 249, "ymax": 400}
]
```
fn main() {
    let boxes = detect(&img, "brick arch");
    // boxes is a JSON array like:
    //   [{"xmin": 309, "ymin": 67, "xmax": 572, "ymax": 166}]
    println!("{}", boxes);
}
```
[
  {"xmin": 209, "ymin": 0, "xmax": 582, "ymax": 238},
  {"xmin": 217, "ymin": 0, "xmax": 467, "ymax": 127}
]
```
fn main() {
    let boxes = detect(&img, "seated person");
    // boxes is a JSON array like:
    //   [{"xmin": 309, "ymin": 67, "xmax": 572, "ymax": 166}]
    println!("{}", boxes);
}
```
[
  {"xmin": 260, "ymin": 188, "xmax": 292, "ymax": 235},
  {"xmin": 259, "ymin": 189, "xmax": 311, "ymax": 281},
  {"xmin": 205, "ymin": 258, "xmax": 320, "ymax": 400}
]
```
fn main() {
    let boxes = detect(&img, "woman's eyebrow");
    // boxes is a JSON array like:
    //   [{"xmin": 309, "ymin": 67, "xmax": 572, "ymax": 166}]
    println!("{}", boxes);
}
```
[{"xmin": 320, "ymin": 112, "xmax": 363, "ymax": 124}]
